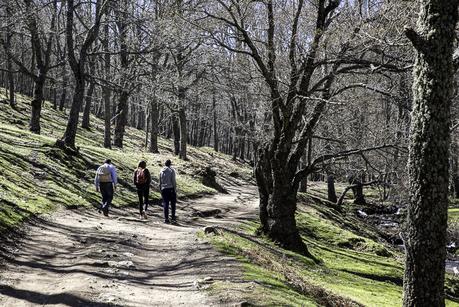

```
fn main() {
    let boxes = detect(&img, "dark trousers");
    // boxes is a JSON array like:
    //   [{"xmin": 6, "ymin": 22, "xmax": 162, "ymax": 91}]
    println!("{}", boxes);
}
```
[
  {"xmin": 99, "ymin": 182, "xmax": 114, "ymax": 214},
  {"xmin": 161, "ymin": 188, "xmax": 176, "ymax": 221},
  {"xmin": 137, "ymin": 185, "xmax": 149, "ymax": 214}
]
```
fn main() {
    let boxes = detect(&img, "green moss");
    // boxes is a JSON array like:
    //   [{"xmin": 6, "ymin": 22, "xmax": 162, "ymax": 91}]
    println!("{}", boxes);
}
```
[
  {"xmin": 206, "ymin": 204, "xmax": 459, "ymax": 306},
  {"xmin": 450, "ymin": 208, "xmax": 459, "ymax": 223}
]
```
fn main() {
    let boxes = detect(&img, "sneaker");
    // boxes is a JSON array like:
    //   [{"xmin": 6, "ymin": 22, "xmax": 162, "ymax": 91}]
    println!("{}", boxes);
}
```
[
  {"xmin": 164, "ymin": 220, "xmax": 170, "ymax": 224},
  {"xmin": 103, "ymin": 212, "xmax": 109, "ymax": 217},
  {"xmin": 142, "ymin": 210, "xmax": 147, "ymax": 219}
]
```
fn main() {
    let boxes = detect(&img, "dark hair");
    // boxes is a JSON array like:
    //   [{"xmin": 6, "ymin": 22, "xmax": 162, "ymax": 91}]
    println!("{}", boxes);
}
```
[
  {"xmin": 165, "ymin": 159, "xmax": 172, "ymax": 167},
  {"xmin": 138, "ymin": 160, "xmax": 147, "ymax": 168},
  {"xmin": 104, "ymin": 159, "xmax": 111, "ymax": 164}
]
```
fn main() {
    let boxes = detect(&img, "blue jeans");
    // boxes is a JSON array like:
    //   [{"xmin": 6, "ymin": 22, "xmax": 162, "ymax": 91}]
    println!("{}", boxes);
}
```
[
  {"xmin": 161, "ymin": 188, "xmax": 176, "ymax": 221},
  {"xmin": 99, "ymin": 182, "xmax": 114, "ymax": 215}
]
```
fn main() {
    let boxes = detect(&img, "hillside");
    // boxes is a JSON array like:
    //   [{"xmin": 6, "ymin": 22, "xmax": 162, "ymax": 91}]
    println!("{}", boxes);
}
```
[
  {"xmin": 0, "ymin": 89, "xmax": 251, "ymax": 233},
  {"xmin": 0, "ymin": 89, "xmax": 458, "ymax": 306}
]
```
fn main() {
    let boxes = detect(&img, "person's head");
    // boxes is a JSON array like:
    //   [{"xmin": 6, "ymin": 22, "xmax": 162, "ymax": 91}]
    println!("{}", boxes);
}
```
[
  {"xmin": 138, "ymin": 160, "xmax": 147, "ymax": 169},
  {"xmin": 104, "ymin": 159, "xmax": 111, "ymax": 164},
  {"xmin": 165, "ymin": 159, "xmax": 172, "ymax": 167}
]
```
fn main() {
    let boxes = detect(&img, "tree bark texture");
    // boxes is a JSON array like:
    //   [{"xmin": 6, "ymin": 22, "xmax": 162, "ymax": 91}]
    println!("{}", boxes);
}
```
[{"xmin": 403, "ymin": 1, "xmax": 459, "ymax": 305}]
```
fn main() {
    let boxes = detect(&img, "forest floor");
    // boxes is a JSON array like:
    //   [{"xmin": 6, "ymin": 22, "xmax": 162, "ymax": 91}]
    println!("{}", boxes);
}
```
[
  {"xmin": 0, "ymin": 183, "xmax": 258, "ymax": 307},
  {"xmin": 1, "ymin": 89, "xmax": 459, "ymax": 306}
]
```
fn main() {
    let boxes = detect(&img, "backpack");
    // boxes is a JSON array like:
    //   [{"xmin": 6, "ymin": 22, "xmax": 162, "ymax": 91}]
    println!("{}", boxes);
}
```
[
  {"xmin": 136, "ymin": 168, "xmax": 147, "ymax": 185},
  {"xmin": 98, "ymin": 164, "xmax": 112, "ymax": 183}
]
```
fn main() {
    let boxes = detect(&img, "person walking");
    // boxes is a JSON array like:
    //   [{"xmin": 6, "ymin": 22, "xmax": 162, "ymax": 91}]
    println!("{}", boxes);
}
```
[
  {"xmin": 160, "ymin": 159, "xmax": 177, "ymax": 224},
  {"xmin": 94, "ymin": 159, "xmax": 118, "ymax": 216},
  {"xmin": 134, "ymin": 160, "xmax": 151, "ymax": 219}
]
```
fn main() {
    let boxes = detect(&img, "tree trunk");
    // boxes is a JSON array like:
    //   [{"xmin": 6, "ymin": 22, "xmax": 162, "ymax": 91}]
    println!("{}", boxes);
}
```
[
  {"xmin": 59, "ymin": 62, "xmax": 68, "ymax": 112},
  {"xmin": 5, "ymin": 7, "xmax": 15, "ymax": 107},
  {"xmin": 102, "ymin": 22, "xmax": 111, "ymax": 149},
  {"xmin": 149, "ymin": 98, "xmax": 159, "ymax": 153},
  {"xmin": 255, "ymin": 146, "xmax": 310, "ymax": 255},
  {"xmin": 103, "ymin": 85, "xmax": 111, "ymax": 149},
  {"xmin": 348, "ymin": 176, "xmax": 366, "ymax": 205},
  {"xmin": 29, "ymin": 75, "xmax": 45, "ymax": 134},
  {"xmin": 61, "ymin": 76, "xmax": 85, "ymax": 148},
  {"xmin": 81, "ymin": 61, "xmax": 96, "ymax": 129},
  {"xmin": 114, "ymin": 91, "xmax": 129, "ymax": 148},
  {"xmin": 403, "ymin": 1, "xmax": 459, "ymax": 305},
  {"xmin": 178, "ymin": 107, "xmax": 187, "ymax": 160},
  {"xmin": 172, "ymin": 114, "xmax": 180, "ymax": 155},
  {"xmin": 327, "ymin": 175, "xmax": 337, "ymax": 203}
]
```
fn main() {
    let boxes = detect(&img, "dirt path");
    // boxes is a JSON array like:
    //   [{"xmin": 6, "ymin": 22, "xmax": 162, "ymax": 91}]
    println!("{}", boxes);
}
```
[{"xmin": 0, "ymin": 182, "xmax": 258, "ymax": 307}]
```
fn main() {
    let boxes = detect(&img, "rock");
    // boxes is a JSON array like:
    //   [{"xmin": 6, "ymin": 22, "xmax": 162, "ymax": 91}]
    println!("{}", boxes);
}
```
[
  {"xmin": 132, "ymin": 234, "xmax": 138, "ymax": 238},
  {"xmin": 123, "ymin": 252, "xmax": 134, "ymax": 258},
  {"xmin": 203, "ymin": 276, "xmax": 213, "ymax": 282},
  {"xmin": 229, "ymin": 171, "xmax": 240, "ymax": 178},
  {"xmin": 193, "ymin": 209, "xmax": 222, "ymax": 218},
  {"xmin": 234, "ymin": 302, "xmax": 250, "ymax": 307},
  {"xmin": 203, "ymin": 226, "xmax": 218, "ymax": 235},
  {"xmin": 357, "ymin": 209, "xmax": 368, "ymax": 218},
  {"xmin": 200, "ymin": 166, "xmax": 228, "ymax": 193}
]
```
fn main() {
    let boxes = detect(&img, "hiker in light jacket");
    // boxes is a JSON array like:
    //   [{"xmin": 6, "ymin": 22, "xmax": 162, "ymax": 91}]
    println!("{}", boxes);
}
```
[
  {"xmin": 134, "ymin": 160, "xmax": 151, "ymax": 219},
  {"xmin": 95, "ymin": 159, "xmax": 118, "ymax": 216},
  {"xmin": 160, "ymin": 159, "xmax": 177, "ymax": 224}
]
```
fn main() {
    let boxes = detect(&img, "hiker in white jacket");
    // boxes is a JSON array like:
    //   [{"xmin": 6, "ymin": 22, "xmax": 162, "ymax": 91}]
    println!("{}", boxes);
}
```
[{"xmin": 159, "ymin": 159, "xmax": 177, "ymax": 224}]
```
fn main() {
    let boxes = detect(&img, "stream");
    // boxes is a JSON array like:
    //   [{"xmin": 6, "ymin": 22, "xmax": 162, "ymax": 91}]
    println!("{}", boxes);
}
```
[{"xmin": 357, "ymin": 205, "xmax": 458, "ymax": 274}]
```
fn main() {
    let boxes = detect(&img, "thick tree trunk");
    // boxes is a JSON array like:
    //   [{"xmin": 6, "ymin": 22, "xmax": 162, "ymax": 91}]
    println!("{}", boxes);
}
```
[
  {"xmin": 403, "ymin": 1, "xmax": 459, "ymax": 306},
  {"xmin": 61, "ymin": 76, "xmax": 85, "ymax": 148},
  {"xmin": 114, "ymin": 91, "xmax": 129, "ymax": 148},
  {"xmin": 348, "ymin": 176, "xmax": 366, "ymax": 205},
  {"xmin": 149, "ymin": 98, "xmax": 159, "ymax": 153},
  {"xmin": 29, "ymin": 75, "xmax": 45, "ymax": 134},
  {"xmin": 178, "ymin": 107, "xmax": 187, "ymax": 160},
  {"xmin": 255, "ymin": 146, "xmax": 310, "ymax": 255}
]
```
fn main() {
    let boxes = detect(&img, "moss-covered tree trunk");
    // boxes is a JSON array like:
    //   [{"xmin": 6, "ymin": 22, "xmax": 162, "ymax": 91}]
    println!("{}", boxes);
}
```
[{"xmin": 403, "ymin": 1, "xmax": 459, "ymax": 305}]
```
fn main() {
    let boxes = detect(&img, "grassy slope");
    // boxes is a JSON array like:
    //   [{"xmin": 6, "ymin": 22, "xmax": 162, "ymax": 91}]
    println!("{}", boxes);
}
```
[
  {"xmin": 0, "ymin": 89, "xmax": 251, "ymax": 233},
  {"xmin": 1, "ymin": 89, "xmax": 458, "ymax": 306},
  {"xmin": 208, "ymin": 186, "xmax": 459, "ymax": 306}
]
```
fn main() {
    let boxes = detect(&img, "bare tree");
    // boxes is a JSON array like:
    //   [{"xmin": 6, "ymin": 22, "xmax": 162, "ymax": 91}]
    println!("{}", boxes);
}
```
[{"xmin": 59, "ymin": 0, "xmax": 108, "ymax": 149}]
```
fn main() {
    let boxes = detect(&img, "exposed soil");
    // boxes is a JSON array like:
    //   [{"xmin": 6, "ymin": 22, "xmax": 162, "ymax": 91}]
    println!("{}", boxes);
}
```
[{"xmin": 0, "ymin": 181, "xmax": 258, "ymax": 306}]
